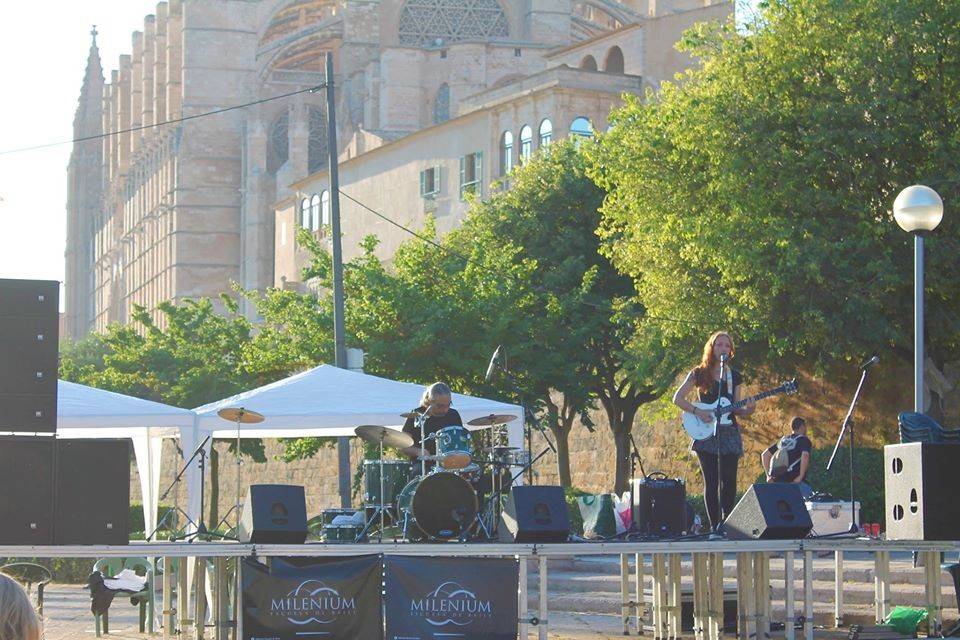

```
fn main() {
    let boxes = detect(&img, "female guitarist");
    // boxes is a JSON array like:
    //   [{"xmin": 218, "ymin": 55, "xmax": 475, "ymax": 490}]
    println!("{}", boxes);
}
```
[{"xmin": 672, "ymin": 331, "xmax": 755, "ymax": 532}]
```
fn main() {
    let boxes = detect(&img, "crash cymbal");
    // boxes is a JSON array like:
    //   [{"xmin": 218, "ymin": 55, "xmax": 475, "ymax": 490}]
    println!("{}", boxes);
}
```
[
  {"xmin": 216, "ymin": 407, "xmax": 265, "ymax": 424},
  {"xmin": 400, "ymin": 412, "xmax": 421, "ymax": 420},
  {"xmin": 467, "ymin": 414, "xmax": 518, "ymax": 427},
  {"xmin": 354, "ymin": 425, "xmax": 414, "ymax": 449}
]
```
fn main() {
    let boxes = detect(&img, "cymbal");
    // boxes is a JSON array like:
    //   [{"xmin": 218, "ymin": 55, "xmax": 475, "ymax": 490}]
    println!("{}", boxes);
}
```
[
  {"xmin": 467, "ymin": 414, "xmax": 518, "ymax": 427},
  {"xmin": 400, "ymin": 445, "xmax": 438, "ymax": 461},
  {"xmin": 217, "ymin": 407, "xmax": 265, "ymax": 424},
  {"xmin": 354, "ymin": 425, "xmax": 414, "ymax": 449},
  {"xmin": 400, "ymin": 412, "xmax": 420, "ymax": 420}
]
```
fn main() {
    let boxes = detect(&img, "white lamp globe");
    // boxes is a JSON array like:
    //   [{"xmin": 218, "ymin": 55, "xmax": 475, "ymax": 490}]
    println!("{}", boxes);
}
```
[{"xmin": 893, "ymin": 185, "xmax": 944, "ymax": 233}]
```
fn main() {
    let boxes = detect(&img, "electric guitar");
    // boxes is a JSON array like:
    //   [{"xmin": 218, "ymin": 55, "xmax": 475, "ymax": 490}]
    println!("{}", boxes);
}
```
[{"xmin": 681, "ymin": 379, "xmax": 798, "ymax": 441}]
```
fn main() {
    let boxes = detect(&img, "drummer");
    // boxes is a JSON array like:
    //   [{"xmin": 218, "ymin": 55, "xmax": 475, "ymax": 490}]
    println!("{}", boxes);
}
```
[{"xmin": 402, "ymin": 382, "xmax": 463, "ymax": 461}]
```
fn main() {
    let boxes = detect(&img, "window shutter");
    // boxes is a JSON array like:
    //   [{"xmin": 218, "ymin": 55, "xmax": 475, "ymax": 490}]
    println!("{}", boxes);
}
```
[
  {"xmin": 435, "ymin": 165, "xmax": 441, "ymax": 193},
  {"xmin": 476, "ymin": 151, "xmax": 483, "ymax": 195},
  {"xmin": 420, "ymin": 169, "xmax": 426, "ymax": 196}
]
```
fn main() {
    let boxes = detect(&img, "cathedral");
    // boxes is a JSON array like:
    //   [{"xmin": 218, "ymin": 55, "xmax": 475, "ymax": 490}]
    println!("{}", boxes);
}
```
[{"xmin": 65, "ymin": 0, "xmax": 730, "ymax": 340}]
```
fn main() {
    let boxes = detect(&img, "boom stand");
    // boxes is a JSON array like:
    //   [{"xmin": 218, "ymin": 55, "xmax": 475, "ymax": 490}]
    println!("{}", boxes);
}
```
[
  {"xmin": 826, "ymin": 365, "xmax": 872, "ymax": 535},
  {"xmin": 713, "ymin": 355, "xmax": 727, "ymax": 533},
  {"xmin": 146, "ymin": 439, "xmax": 205, "ymax": 541},
  {"xmin": 172, "ymin": 436, "xmax": 235, "ymax": 542}
]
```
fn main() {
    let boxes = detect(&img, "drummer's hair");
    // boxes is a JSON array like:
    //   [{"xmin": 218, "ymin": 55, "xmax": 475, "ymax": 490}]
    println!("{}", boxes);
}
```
[{"xmin": 422, "ymin": 382, "xmax": 452, "ymax": 406}]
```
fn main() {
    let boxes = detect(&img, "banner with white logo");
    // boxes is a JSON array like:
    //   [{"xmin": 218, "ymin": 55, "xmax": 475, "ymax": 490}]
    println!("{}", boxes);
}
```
[
  {"xmin": 242, "ymin": 555, "xmax": 382, "ymax": 640},
  {"xmin": 384, "ymin": 556, "xmax": 518, "ymax": 640}
]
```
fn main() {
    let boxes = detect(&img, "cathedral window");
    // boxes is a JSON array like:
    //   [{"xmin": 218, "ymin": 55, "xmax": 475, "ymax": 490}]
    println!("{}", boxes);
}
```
[
  {"xmin": 434, "ymin": 84, "xmax": 450, "ymax": 124},
  {"xmin": 519, "ymin": 125, "xmax": 533, "ymax": 163},
  {"xmin": 307, "ymin": 105, "xmax": 329, "ymax": 173},
  {"xmin": 539, "ymin": 118, "xmax": 553, "ymax": 146},
  {"xmin": 500, "ymin": 131, "xmax": 514, "ymax": 176},
  {"xmin": 570, "ymin": 117, "xmax": 593, "ymax": 138},
  {"xmin": 398, "ymin": 0, "xmax": 509, "ymax": 47},
  {"xmin": 604, "ymin": 46, "xmax": 624, "ymax": 74},
  {"xmin": 580, "ymin": 55, "xmax": 598, "ymax": 71},
  {"xmin": 309, "ymin": 193, "xmax": 321, "ymax": 231},
  {"xmin": 321, "ymin": 190, "xmax": 330, "ymax": 226},
  {"xmin": 268, "ymin": 112, "xmax": 290, "ymax": 174},
  {"xmin": 459, "ymin": 151, "xmax": 483, "ymax": 199},
  {"xmin": 300, "ymin": 197, "xmax": 311, "ymax": 228}
]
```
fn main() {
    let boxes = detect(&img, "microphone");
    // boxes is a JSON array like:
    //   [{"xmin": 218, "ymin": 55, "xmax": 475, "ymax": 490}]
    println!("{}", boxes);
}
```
[
  {"xmin": 859, "ymin": 355, "xmax": 879, "ymax": 370},
  {"xmin": 485, "ymin": 345, "xmax": 503, "ymax": 382},
  {"xmin": 719, "ymin": 353, "xmax": 728, "ymax": 362}
]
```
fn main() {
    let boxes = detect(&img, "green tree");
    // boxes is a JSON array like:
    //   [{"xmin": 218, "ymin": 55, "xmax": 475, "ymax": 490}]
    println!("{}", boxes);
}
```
[{"xmin": 593, "ymin": 0, "xmax": 960, "ymax": 374}]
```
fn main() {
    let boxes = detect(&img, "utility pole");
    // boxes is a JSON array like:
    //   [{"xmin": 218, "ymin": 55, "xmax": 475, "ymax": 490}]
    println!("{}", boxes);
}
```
[{"xmin": 325, "ymin": 51, "xmax": 351, "ymax": 508}]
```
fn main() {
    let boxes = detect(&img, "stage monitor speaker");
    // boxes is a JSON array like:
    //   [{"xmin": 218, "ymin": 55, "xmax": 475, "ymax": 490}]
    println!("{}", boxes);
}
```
[
  {"xmin": 55, "ymin": 439, "xmax": 130, "ymax": 545},
  {"xmin": 239, "ymin": 484, "xmax": 308, "ymax": 544},
  {"xmin": 885, "ymin": 443, "xmax": 960, "ymax": 541},
  {"xmin": 720, "ymin": 483, "xmax": 812, "ymax": 540},
  {"xmin": 0, "ymin": 436, "xmax": 54, "ymax": 544},
  {"xmin": 0, "ymin": 279, "xmax": 59, "ymax": 432},
  {"xmin": 498, "ymin": 485, "xmax": 570, "ymax": 543},
  {"xmin": 632, "ymin": 474, "xmax": 688, "ymax": 537}
]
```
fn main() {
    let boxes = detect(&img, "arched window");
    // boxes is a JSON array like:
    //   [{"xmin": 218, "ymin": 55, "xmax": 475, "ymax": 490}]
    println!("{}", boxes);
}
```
[
  {"xmin": 268, "ymin": 112, "xmax": 290, "ymax": 174},
  {"xmin": 500, "ymin": 130, "xmax": 514, "ymax": 176},
  {"xmin": 434, "ymin": 84, "xmax": 450, "ymax": 124},
  {"xmin": 307, "ymin": 105, "xmax": 329, "ymax": 173},
  {"xmin": 604, "ymin": 46, "xmax": 624, "ymax": 74},
  {"xmin": 309, "ymin": 193, "xmax": 321, "ymax": 231},
  {"xmin": 539, "ymin": 118, "xmax": 553, "ymax": 146},
  {"xmin": 570, "ymin": 116, "xmax": 593, "ymax": 138},
  {"xmin": 300, "ymin": 197, "xmax": 311, "ymax": 228},
  {"xmin": 580, "ymin": 55, "xmax": 598, "ymax": 71},
  {"xmin": 321, "ymin": 190, "xmax": 330, "ymax": 226},
  {"xmin": 519, "ymin": 125, "xmax": 533, "ymax": 163}
]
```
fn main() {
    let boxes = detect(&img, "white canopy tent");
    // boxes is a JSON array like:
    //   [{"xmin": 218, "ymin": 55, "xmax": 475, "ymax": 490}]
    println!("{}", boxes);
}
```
[
  {"xmin": 55, "ymin": 380, "xmax": 196, "ymax": 536},
  {"xmin": 190, "ymin": 365, "xmax": 525, "ymax": 525}
]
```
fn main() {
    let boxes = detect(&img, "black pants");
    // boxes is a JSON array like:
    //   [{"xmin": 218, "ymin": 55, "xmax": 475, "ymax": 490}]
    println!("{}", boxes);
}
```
[{"xmin": 696, "ymin": 451, "xmax": 740, "ymax": 531}]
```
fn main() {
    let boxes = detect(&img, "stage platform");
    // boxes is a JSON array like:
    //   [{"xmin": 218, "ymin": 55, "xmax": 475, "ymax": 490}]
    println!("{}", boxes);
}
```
[{"xmin": 2, "ymin": 539, "xmax": 957, "ymax": 640}]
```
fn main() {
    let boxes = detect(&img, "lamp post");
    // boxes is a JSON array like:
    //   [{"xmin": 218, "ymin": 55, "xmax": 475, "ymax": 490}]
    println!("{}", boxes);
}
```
[{"xmin": 893, "ymin": 185, "xmax": 944, "ymax": 412}]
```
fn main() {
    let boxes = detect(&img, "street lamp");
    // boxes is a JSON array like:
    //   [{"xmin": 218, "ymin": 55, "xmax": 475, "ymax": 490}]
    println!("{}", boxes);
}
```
[{"xmin": 893, "ymin": 185, "xmax": 944, "ymax": 412}]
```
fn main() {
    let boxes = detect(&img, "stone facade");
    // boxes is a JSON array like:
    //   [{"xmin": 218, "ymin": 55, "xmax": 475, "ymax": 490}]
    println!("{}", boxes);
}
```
[{"xmin": 65, "ymin": 0, "xmax": 731, "ymax": 339}]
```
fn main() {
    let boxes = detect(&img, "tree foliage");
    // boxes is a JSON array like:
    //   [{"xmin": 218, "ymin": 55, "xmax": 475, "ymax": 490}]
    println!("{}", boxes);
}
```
[{"xmin": 592, "ymin": 0, "xmax": 960, "ymax": 371}]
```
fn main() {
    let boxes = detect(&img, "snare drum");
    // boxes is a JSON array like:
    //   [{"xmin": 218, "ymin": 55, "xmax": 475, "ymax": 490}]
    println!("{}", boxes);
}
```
[
  {"xmin": 435, "ymin": 425, "xmax": 473, "ymax": 469},
  {"xmin": 363, "ymin": 459, "xmax": 412, "ymax": 506}
]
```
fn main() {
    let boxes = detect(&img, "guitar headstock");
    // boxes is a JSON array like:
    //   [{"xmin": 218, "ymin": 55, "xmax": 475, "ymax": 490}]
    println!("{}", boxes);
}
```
[{"xmin": 778, "ymin": 378, "xmax": 799, "ymax": 395}]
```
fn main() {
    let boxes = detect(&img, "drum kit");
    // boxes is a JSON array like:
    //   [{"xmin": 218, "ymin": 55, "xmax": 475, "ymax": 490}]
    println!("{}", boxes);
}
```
[{"xmin": 319, "ymin": 413, "xmax": 528, "ymax": 543}]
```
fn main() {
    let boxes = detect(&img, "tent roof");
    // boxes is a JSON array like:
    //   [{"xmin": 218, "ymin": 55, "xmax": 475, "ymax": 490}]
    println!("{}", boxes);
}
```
[
  {"xmin": 56, "ymin": 379, "xmax": 194, "ymax": 438},
  {"xmin": 193, "ymin": 365, "xmax": 523, "ymax": 437}
]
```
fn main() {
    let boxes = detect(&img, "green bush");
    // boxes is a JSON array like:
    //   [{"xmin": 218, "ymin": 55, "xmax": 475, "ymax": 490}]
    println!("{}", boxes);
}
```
[
  {"xmin": 753, "ymin": 446, "xmax": 885, "ymax": 525},
  {"xmin": 129, "ymin": 502, "xmax": 178, "ymax": 534}
]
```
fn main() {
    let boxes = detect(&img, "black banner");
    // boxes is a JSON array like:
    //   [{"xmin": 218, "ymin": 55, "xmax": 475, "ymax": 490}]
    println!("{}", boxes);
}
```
[
  {"xmin": 384, "ymin": 556, "xmax": 519, "ymax": 640},
  {"xmin": 242, "ymin": 555, "xmax": 382, "ymax": 640}
]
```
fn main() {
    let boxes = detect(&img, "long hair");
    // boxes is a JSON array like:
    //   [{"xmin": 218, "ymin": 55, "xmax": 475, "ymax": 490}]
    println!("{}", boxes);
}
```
[
  {"xmin": 693, "ymin": 331, "xmax": 735, "ymax": 393},
  {"xmin": 0, "ymin": 573, "xmax": 40, "ymax": 640},
  {"xmin": 421, "ymin": 382, "xmax": 452, "ymax": 407}
]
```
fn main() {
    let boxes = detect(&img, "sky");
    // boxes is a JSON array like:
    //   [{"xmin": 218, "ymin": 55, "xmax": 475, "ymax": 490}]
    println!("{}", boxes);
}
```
[{"xmin": 0, "ymin": 2, "xmax": 159, "ymax": 306}]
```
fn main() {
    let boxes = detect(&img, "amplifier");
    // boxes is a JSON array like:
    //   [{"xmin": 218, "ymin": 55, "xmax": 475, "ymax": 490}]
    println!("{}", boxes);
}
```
[{"xmin": 631, "ymin": 473, "xmax": 687, "ymax": 537}]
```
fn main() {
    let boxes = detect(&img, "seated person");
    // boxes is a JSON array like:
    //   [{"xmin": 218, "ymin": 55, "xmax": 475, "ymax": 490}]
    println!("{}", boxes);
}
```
[{"xmin": 761, "ymin": 416, "xmax": 812, "ymax": 497}]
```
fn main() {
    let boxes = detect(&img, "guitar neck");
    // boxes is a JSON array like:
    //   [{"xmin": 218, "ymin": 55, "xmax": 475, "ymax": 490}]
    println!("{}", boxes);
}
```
[{"xmin": 722, "ymin": 388, "xmax": 783, "ymax": 414}]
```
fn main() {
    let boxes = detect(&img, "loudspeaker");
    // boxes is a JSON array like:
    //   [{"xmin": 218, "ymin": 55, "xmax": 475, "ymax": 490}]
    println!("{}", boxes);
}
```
[
  {"xmin": 720, "ymin": 483, "xmax": 812, "ymax": 540},
  {"xmin": 0, "ymin": 436, "xmax": 54, "ymax": 544},
  {"xmin": 498, "ymin": 485, "xmax": 570, "ymax": 543},
  {"xmin": 0, "ymin": 279, "xmax": 59, "ymax": 432},
  {"xmin": 632, "ymin": 474, "xmax": 688, "ymax": 537},
  {"xmin": 55, "ymin": 439, "xmax": 130, "ymax": 545},
  {"xmin": 885, "ymin": 443, "xmax": 960, "ymax": 541},
  {"xmin": 239, "ymin": 485, "xmax": 308, "ymax": 543}
]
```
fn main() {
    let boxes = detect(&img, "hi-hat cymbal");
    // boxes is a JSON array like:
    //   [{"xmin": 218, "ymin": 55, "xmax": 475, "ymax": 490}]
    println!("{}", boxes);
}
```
[
  {"xmin": 467, "ymin": 414, "xmax": 518, "ymax": 427},
  {"xmin": 217, "ymin": 407, "xmax": 265, "ymax": 424},
  {"xmin": 400, "ymin": 412, "xmax": 420, "ymax": 420},
  {"xmin": 354, "ymin": 425, "xmax": 414, "ymax": 449},
  {"xmin": 400, "ymin": 445, "xmax": 438, "ymax": 461}
]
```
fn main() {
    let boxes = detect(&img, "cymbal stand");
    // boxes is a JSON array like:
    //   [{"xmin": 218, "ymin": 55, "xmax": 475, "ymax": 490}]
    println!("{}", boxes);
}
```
[
  {"xmin": 356, "ymin": 430, "xmax": 389, "ymax": 543},
  {"xmin": 418, "ymin": 410, "xmax": 429, "ymax": 477},
  {"xmin": 213, "ymin": 410, "xmax": 246, "ymax": 533}
]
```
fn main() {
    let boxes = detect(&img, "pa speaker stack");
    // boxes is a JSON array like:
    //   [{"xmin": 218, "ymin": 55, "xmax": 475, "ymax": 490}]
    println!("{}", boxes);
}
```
[{"xmin": 885, "ymin": 443, "xmax": 960, "ymax": 541}]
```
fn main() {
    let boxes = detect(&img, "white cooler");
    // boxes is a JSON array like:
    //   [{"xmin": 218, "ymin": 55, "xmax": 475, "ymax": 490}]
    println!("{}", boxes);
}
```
[{"xmin": 805, "ymin": 500, "xmax": 860, "ymax": 536}]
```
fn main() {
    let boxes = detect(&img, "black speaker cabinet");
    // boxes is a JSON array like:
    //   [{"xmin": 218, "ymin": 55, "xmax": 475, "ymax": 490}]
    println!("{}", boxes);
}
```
[
  {"xmin": 0, "ymin": 279, "xmax": 59, "ymax": 433},
  {"xmin": 498, "ymin": 485, "xmax": 570, "ymax": 543},
  {"xmin": 720, "ymin": 483, "xmax": 812, "ymax": 540},
  {"xmin": 0, "ymin": 436, "xmax": 55, "ymax": 544},
  {"xmin": 239, "ymin": 485, "xmax": 308, "ymax": 543},
  {"xmin": 632, "ymin": 474, "xmax": 688, "ymax": 537},
  {"xmin": 885, "ymin": 443, "xmax": 960, "ymax": 541},
  {"xmin": 55, "ymin": 439, "xmax": 130, "ymax": 545}
]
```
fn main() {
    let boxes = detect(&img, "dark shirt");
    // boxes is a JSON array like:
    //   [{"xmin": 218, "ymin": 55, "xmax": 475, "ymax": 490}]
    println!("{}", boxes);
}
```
[
  {"xmin": 402, "ymin": 407, "xmax": 463, "ymax": 456},
  {"xmin": 765, "ymin": 434, "xmax": 812, "ymax": 483},
  {"xmin": 691, "ymin": 367, "xmax": 745, "ymax": 456}
]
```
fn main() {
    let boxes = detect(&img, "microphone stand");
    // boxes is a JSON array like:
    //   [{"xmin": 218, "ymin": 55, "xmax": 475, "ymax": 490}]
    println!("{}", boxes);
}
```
[
  {"xmin": 825, "ymin": 362, "xmax": 874, "ymax": 535},
  {"xmin": 713, "ymin": 354, "xmax": 727, "ymax": 532}
]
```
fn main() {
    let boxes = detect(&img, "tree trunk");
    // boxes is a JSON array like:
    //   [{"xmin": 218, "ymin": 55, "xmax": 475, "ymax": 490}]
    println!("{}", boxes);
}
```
[
  {"xmin": 613, "ymin": 428, "xmax": 632, "ymax": 495},
  {"xmin": 209, "ymin": 445, "xmax": 220, "ymax": 530},
  {"xmin": 553, "ymin": 426, "xmax": 572, "ymax": 487}
]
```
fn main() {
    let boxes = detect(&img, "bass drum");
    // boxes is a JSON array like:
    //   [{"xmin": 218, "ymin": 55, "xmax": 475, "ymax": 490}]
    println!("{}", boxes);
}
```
[{"xmin": 398, "ymin": 472, "xmax": 478, "ymax": 540}]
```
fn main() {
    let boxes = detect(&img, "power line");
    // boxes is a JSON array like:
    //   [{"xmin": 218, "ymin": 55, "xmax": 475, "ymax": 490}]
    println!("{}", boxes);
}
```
[
  {"xmin": 0, "ymin": 84, "xmax": 326, "ymax": 156},
  {"xmin": 339, "ymin": 189, "xmax": 712, "ymax": 327}
]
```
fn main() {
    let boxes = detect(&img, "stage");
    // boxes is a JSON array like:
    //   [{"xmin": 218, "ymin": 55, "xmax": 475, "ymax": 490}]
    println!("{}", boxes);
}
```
[{"xmin": 3, "ymin": 538, "xmax": 958, "ymax": 640}]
